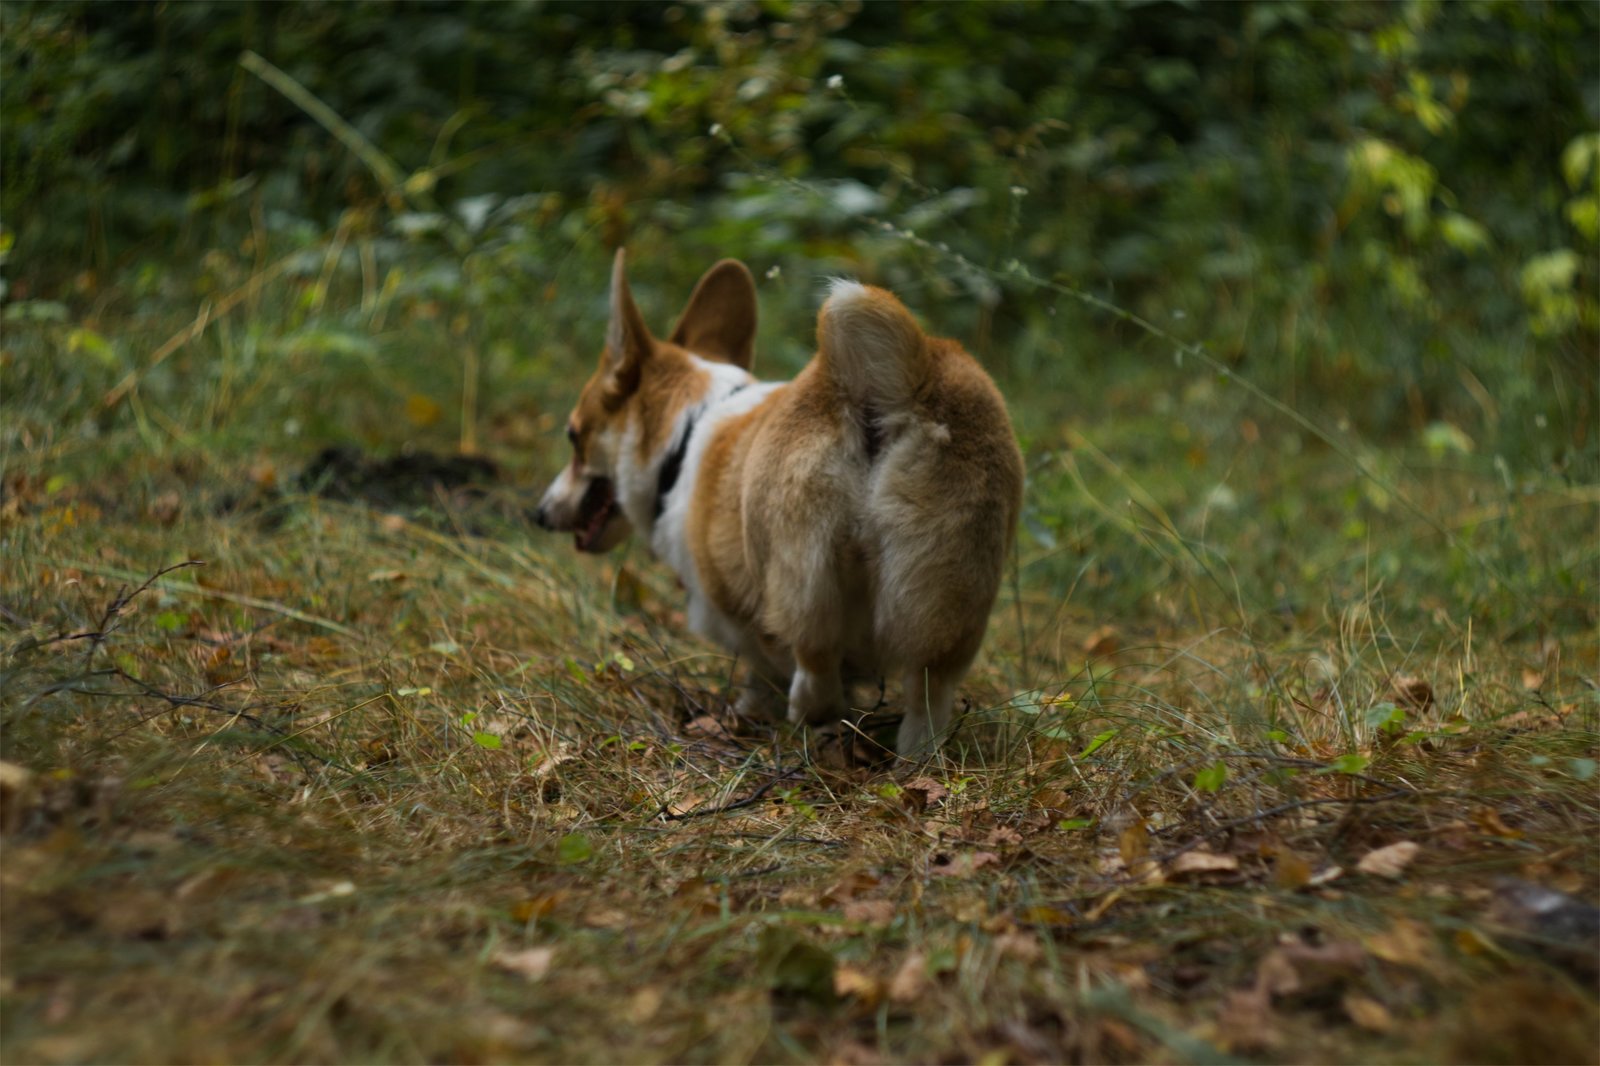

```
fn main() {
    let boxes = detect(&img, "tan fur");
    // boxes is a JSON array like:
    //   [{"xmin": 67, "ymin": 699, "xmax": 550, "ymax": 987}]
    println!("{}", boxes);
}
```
[{"xmin": 539, "ymin": 252, "xmax": 1023, "ymax": 757}]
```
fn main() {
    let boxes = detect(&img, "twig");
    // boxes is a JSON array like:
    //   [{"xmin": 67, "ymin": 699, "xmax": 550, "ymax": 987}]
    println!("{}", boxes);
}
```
[
  {"xmin": 75, "ymin": 560, "xmax": 205, "ymax": 669},
  {"xmin": 657, "ymin": 766, "xmax": 806, "ymax": 822},
  {"xmin": 62, "ymin": 561, "xmax": 358, "ymax": 637},
  {"xmin": 1150, "ymin": 788, "xmax": 1432, "ymax": 866}
]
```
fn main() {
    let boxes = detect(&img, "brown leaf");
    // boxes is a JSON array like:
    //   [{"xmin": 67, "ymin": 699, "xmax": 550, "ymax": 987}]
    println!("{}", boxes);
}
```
[
  {"xmin": 1390, "ymin": 674, "xmax": 1435, "ymax": 711},
  {"xmin": 1255, "ymin": 949, "xmax": 1301, "ymax": 997},
  {"xmin": 984, "ymin": 825, "xmax": 1025, "ymax": 850},
  {"xmin": 823, "ymin": 870, "xmax": 883, "ymax": 904},
  {"xmin": 492, "ymin": 946, "xmax": 554, "ymax": 981},
  {"xmin": 1083, "ymin": 625, "xmax": 1121, "ymax": 659},
  {"xmin": 1272, "ymin": 847, "xmax": 1313, "ymax": 890},
  {"xmin": 1167, "ymin": 849, "xmax": 1240, "ymax": 879},
  {"xmin": 1356, "ymin": 840, "xmax": 1421, "ymax": 878},
  {"xmin": 626, "ymin": 985, "xmax": 664, "ymax": 1024},
  {"xmin": 0, "ymin": 760, "xmax": 37, "ymax": 834},
  {"xmin": 1117, "ymin": 819, "xmax": 1149, "ymax": 865},
  {"xmin": 1343, "ymin": 992, "xmax": 1395, "ymax": 1033},
  {"xmin": 1019, "ymin": 904, "xmax": 1074, "ymax": 927},
  {"xmin": 1216, "ymin": 988, "xmax": 1279, "ymax": 1054},
  {"xmin": 841, "ymin": 898, "xmax": 896, "ymax": 927},
  {"xmin": 833, "ymin": 965, "xmax": 883, "ymax": 1006},
  {"xmin": 929, "ymin": 850, "xmax": 1001, "ymax": 878},
  {"xmin": 887, "ymin": 951, "xmax": 927, "ymax": 1003},
  {"xmin": 994, "ymin": 931, "xmax": 1042, "ymax": 962},
  {"xmin": 509, "ymin": 892, "xmax": 566, "ymax": 922},
  {"xmin": 901, "ymin": 776, "xmax": 948, "ymax": 813},
  {"xmin": 1471, "ymin": 807, "xmax": 1523, "ymax": 839},
  {"xmin": 1364, "ymin": 918, "xmax": 1442, "ymax": 973}
]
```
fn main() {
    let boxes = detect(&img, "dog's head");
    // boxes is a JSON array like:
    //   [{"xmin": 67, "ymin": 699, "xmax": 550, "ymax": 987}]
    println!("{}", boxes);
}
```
[{"xmin": 535, "ymin": 250, "xmax": 756, "ymax": 552}]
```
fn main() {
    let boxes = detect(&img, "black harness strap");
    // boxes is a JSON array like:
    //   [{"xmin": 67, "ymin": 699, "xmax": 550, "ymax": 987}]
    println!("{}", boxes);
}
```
[
  {"xmin": 653, "ymin": 417, "xmax": 695, "ymax": 520},
  {"xmin": 653, "ymin": 383, "xmax": 751, "ymax": 521}
]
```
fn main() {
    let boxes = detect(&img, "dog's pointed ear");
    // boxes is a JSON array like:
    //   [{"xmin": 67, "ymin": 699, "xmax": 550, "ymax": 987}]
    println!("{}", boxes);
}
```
[
  {"xmin": 604, "ymin": 248, "xmax": 652, "ymax": 402},
  {"xmin": 670, "ymin": 259, "xmax": 757, "ymax": 370}
]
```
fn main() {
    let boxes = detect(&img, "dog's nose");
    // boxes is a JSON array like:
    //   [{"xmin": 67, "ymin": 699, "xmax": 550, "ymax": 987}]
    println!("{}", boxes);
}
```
[{"xmin": 533, "ymin": 503, "xmax": 552, "ymax": 530}]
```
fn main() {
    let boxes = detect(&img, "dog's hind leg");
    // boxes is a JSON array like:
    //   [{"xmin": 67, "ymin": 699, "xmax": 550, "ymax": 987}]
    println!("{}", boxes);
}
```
[{"xmin": 895, "ymin": 664, "xmax": 964, "ymax": 759}]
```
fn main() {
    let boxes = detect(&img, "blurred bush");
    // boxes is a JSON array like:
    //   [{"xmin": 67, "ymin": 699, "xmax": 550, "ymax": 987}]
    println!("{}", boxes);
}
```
[{"xmin": 4, "ymin": 0, "xmax": 1595, "ymax": 467}]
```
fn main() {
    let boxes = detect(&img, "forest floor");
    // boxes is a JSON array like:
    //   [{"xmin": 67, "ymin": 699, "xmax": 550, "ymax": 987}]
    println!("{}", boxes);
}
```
[{"xmin": 3, "ymin": 271, "xmax": 1598, "ymax": 1064}]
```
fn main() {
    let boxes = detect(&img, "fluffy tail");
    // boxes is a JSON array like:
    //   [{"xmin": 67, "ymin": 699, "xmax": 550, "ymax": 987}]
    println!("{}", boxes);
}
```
[{"xmin": 817, "ymin": 280, "xmax": 930, "ymax": 414}]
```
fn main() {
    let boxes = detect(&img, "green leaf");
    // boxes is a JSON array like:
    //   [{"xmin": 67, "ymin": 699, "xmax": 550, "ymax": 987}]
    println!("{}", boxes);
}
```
[
  {"xmin": 471, "ymin": 731, "xmax": 501, "ymax": 750},
  {"xmin": 1363, "ymin": 702, "xmax": 1406, "ymax": 733},
  {"xmin": 1421, "ymin": 422, "xmax": 1474, "ymax": 457},
  {"xmin": 1568, "ymin": 757, "xmax": 1597, "ymax": 782},
  {"xmin": 564, "ymin": 657, "xmax": 588, "ymax": 682},
  {"xmin": 556, "ymin": 832, "xmax": 592, "ymax": 864},
  {"xmin": 1193, "ymin": 762, "xmax": 1227, "ymax": 793},
  {"xmin": 154, "ymin": 610, "xmax": 187, "ymax": 632},
  {"xmin": 1321, "ymin": 753, "xmax": 1371, "ymax": 776},
  {"xmin": 1057, "ymin": 817, "xmax": 1094, "ymax": 831},
  {"xmin": 1078, "ymin": 730, "xmax": 1116, "ymax": 760}
]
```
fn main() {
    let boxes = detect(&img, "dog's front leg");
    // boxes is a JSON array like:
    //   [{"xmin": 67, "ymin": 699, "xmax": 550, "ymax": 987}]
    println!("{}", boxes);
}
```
[
  {"xmin": 788, "ymin": 647, "xmax": 847, "ymax": 725},
  {"xmin": 729, "ymin": 630, "xmax": 791, "ymax": 721}
]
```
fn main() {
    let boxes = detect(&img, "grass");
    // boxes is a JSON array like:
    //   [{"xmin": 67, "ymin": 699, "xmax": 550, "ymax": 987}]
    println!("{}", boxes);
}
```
[{"xmin": 2, "ymin": 226, "xmax": 1597, "ymax": 1065}]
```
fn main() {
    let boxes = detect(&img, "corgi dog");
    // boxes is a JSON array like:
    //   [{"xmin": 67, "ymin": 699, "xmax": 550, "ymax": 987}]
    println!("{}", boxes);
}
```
[{"xmin": 535, "ymin": 251, "xmax": 1023, "ymax": 757}]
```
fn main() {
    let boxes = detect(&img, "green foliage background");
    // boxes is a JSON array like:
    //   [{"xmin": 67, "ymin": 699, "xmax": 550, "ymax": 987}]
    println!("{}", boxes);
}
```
[{"xmin": 4, "ymin": 0, "xmax": 1597, "ymax": 473}]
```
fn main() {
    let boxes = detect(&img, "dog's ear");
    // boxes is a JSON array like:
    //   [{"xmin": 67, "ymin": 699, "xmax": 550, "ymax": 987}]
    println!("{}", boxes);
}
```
[
  {"xmin": 670, "ymin": 259, "xmax": 757, "ymax": 370},
  {"xmin": 603, "ymin": 248, "xmax": 652, "ymax": 403}
]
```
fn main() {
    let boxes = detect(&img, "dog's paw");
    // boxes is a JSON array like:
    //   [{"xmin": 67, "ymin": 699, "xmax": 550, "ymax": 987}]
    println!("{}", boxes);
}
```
[
  {"xmin": 733, "ymin": 684, "xmax": 786, "ymax": 722},
  {"xmin": 787, "ymin": 668, "xmax": 847, "ymax": 725}
]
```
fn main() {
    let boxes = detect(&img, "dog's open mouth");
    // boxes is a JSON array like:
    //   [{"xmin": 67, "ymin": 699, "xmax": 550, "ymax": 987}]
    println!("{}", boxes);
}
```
[{"xmin": 574, "ymin": 476, "xmax": 618, "ymax": 553}]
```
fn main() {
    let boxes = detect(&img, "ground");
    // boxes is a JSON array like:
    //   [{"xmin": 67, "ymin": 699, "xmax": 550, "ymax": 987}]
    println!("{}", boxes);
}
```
[{"xmin": 2, "ymin": 268, "xmax": 1597, "ymax": 1065}]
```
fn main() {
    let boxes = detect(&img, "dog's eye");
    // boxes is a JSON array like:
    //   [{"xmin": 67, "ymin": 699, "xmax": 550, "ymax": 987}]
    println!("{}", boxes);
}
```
[{"xmin": 566, "ymin": 424, "xmax": 578, "ymax": 446}]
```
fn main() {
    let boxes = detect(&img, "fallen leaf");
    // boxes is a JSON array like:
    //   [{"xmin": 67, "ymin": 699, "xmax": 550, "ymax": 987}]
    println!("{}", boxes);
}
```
[
  {"xmin": 1216, "ymin": 988, "xmax": 1279, "ymax": 1054},
  {"xmin": 994, "ymin": 931, "xmax": 1042, "ymax": 962},
  {"xmin": 1273, "ymin": 847, "xmax": 1313, "ymax": 890},
  {"xmin": 1364, "ymin": 918, "xmax": 1441, "ymax": 973},
  {"xmin": 930, "ymin": 850, "xmax": 1001, "ymax": 878},
  {"xmin": 626, "ymin": 985, "xmax": 664, "ymax": 1024},
  {"xmin": 1255, "ymin": 949, "xmax": 1301, "ymax": 997},
  {"xmin": 1390, "ymin": 674, "xmax": 1435, "ymax": 711},
  {"xmin": 984, "ymin": 825, "xmax": 1025, "ymax": 849},
  {"xmin": 0, "ymin": 760, "xmax": 37, "ymax": 833},
  {"xmin": 683, "ymin": 715, "xmax": 732, "ymax": 740},
  {"xmin": 1343, "ymin": 992, "xmax": 1395, "ymax": 1033},
  {"xmin": 1455, "ymin": 926, "xmax": 1500, "ymax": 957},
  {"xmin": 509, "ymin": 892, "xmax": 565, "ymax": 922},
  {"xmin": 1472, "ymin": 807, "xmax": 1523, "ymax": 839},
  {"xmin": 841, "ymin": 898, "xmax": 896, "ymax": 926},
  {"xmin": 1083, "ymin": 625, "xmax": 1121, "ymax": 659},
  {"xmin": 1167, "ymin": 849, "xmax": 1240, "ymax": 879},
  {"xmin": 1118, "ymin": 819, "xmax": 1149, "ymax": 866},
  {"xmin": 1084, "ymin": 887, "xmax": 1125, "ymax": 922},
  {"xmin": 492, "ymin": 946, "xmax": 554, "ymax": 981},
  {"xmin": 1019, "ymin": 904, "xmax": 1074, "ymax": 926},
  {"xmin": 833, "ymin": 965, "xmax": 883, "ymax": 1006},
  {"xmin": 823, "ymin": 870, "xmax": 883, "ymax": 904},
  {"xmin": 1357, "ymin": 840, "xmax": 1420, "ymax": 879},
  {"xmin": 888, "ymin": 951, "xmax": 927, "ymax": 1003},
  {"xmin": 902, "ymin": 777, "xmax": 948, "ymax": 812},
  {"xmin": 405, "ymin": 393, "xmax": 442, "ymax": 426}
]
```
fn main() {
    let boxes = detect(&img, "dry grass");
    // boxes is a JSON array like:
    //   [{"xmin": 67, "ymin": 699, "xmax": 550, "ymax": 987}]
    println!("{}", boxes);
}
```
[{"xmin": 2, "ymin": 418, "xmax": 1596, "ymax": 1065}]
